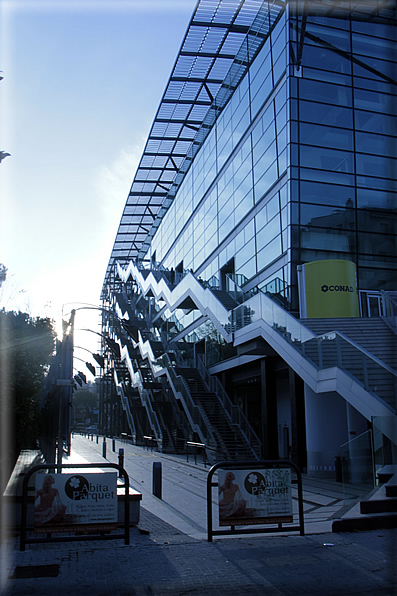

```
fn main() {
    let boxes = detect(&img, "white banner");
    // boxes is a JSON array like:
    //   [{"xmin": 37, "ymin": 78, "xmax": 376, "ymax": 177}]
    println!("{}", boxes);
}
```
[
  {"xmin": 34, "ymin": 472, "xmax": 118, "ymax": 532},
  {"xmin": 218, "ymin": 468, "xmax": 292, "ymax": 526}
]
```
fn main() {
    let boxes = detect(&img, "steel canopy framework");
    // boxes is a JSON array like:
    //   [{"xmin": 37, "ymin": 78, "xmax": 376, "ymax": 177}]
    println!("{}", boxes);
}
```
[
  {"xmin": 102, "ymin": 0, "xmax": 396, "ymax": 296},
  {"xmin": 102, "ymin": 0, "xmax": 286, "ymax": 295}
]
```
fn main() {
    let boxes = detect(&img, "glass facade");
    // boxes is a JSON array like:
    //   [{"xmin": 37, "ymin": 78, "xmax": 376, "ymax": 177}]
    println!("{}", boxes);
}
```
[
  {"xmin": 141, "ymin": 9, "xmax": 396, "ymax": 319},
  {"xmin": 100, "ymin": 1, "xmax": 396, "ymax": 471}
]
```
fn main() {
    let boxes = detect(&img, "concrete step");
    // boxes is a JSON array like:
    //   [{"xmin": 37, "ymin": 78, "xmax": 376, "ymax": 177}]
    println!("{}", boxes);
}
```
[
  {"xmin": 360, "ymin": 485, "xmax": 397, "ymax": 514},
  {"xmin": 332, "ymin": 481, "xmax": 397, "ymax": 532}
]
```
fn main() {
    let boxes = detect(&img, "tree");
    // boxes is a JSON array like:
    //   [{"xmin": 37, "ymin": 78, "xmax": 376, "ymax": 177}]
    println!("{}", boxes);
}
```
[
  {"xmin": 0, "ymin": 310, "xmax": 56, "ymax": 476},
  {"xmin": 72, "ymin": 387, "xmax": 99, "ymax": 426},
  {"xmin": 0, "ymin": 263, "xmax": 7, "ymax": 287}
]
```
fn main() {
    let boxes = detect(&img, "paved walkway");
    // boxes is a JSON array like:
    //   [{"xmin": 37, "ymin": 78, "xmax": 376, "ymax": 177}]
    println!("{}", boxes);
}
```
[{"xmin": 2, "ymin": 435, "xmax": 396, "ymax": 595}]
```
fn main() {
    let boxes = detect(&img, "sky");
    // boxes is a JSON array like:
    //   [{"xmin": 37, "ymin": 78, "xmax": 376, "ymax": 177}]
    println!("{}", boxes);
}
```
[{"xmin": 0, "ymin": 0, "xmax": 197, "ymax": 370}]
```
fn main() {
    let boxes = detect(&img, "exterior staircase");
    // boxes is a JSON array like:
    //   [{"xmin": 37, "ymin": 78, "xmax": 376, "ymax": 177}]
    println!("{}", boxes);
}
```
[
  {"xmin": 301, "ymin": 317, "xmax": 397, "ymax": 369},
  {"xmin": 175, "ymin": 367, "xmax": 256, "ymax": 461},
  {"xmin": 333, "ymin": 465, "xmax": 397, "ymax": 532},
  {"xmin": 298, "ymin": 317, "xmax": 396, "ymax": 411},
  {"xmin": 211, "ymin": 289, "xmax": 239, "ymax": 311}
]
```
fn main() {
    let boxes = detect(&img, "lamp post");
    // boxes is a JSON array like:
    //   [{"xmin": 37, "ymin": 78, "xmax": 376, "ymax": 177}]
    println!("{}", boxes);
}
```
[
  {"xmin": 56, "ymin": 309, "xmax": 75, "ymax": 465},
  {"xmin": 47, "ymin": 303, "xmax": 129, "ymax": 453}
]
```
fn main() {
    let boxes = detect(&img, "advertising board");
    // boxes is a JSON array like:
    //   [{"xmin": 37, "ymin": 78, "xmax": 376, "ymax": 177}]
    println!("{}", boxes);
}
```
[
  {"xmin": 34, "ymin": 472, "xmax": 118, "ymax": 533},
  {"xmin": 298, "ymin": 259, "xmax": 359, "ymax": 318},
  {"xmin": 218, "ymin": 467, "xmax": 292, "ymax": 526}
]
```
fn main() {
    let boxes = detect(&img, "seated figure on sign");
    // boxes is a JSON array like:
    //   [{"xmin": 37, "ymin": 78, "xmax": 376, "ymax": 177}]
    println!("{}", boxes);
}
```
[
  {"xmin": 34, "ymin": 474, "xmax": 66, "ymax": 525},
  {"xmin": 219, "ymin": 471, "xmax": 247, "ymax": 520}
]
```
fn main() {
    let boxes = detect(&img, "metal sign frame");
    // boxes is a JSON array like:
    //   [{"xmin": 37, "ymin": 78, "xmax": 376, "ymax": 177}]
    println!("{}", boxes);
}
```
[
  {"xmin": 20, "ymin": 462, "xmax": 130, "ymax": 551},
  {"xmin": 207, "ymin": 460, "xmax": 304, "ymax": 542}
]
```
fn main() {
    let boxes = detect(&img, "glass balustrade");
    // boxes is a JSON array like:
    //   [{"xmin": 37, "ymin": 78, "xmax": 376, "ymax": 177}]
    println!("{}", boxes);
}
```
[{"xmin": 340, "ymin": 429, "xmax": 375, "ymax": 500}]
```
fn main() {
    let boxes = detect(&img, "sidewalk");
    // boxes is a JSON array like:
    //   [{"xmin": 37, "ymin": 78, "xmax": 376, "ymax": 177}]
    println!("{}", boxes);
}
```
[
  {"xmin": 2, "ymin": 435, "xmax": 396, "ymax": 595},
  {"xmin": 64, "ymin": 434, "xmax": 367, "ymax": 538}
]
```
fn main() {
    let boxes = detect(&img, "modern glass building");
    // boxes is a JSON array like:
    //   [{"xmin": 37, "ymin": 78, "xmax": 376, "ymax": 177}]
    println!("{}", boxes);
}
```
[{"xmin": 100, "ymin": 0, "xmax": 396, "ymax": 479}]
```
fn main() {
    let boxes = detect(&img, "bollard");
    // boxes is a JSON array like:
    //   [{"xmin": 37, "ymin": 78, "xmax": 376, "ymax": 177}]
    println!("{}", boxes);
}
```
[
  {"xmin": 102, "ymin": 437, "xmax": 107, "ymax": 459},
  {"xmin": 112, "ymin": 438, "xmax": 116, "ymax": 452},
  {"xmin": 153, "ymin": 462, "xmax": 162, "ymax": 499},
  {"xmin": 96, "ymin": 435, "xmax": 99, "ymax": 444},
  {"xmin": 118, "ymin": 448, "xmax": 124, "ymax": 478}
]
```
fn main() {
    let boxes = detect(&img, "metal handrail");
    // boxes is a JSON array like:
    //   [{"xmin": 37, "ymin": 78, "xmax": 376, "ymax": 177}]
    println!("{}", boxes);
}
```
[{"xmin": 196, "ymin": 353, "xmax": 261, "ymax": 459}]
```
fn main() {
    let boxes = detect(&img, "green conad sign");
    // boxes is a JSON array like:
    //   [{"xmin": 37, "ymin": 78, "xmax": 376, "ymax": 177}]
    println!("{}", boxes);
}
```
[{"xmin": 301, "ymin": 260, "xmax": 359, "ymax": 318}]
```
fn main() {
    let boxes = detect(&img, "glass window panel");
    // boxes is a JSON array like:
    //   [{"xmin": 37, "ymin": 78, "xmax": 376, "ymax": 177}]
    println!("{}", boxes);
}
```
[
  {"xmin": 253, "ymin": 122, "xmax": 276, "ymax": 163},
  {"xmin": 358, "ymin": 231, "xmax": 397, "ymax": 256},
  {"xmin": 234, "ymin": 190, "xmax": 254, "ymax": 224},
  {"xmin": 356, "ymin": 131, "xmax": 397, "ymax": 158},
  {"xmin": 357, "ymin": 175, "xmax": 397, "ymax": 192},
  {"xmin": 301, "ymin": 203, "xmax": 355, "ymax": 228},
  {"xmin": 267, "ymin": 194, "xmax": 280, "ymax": 221},
  {"xmin": 244, "ymin": 219, "xmax": 255, "ymax": 243},
  {"xmin": 357, "ymin": 210, "xmax": 397, "ymax": 234},
  {"xmin": 278, "ymin": 148, "xmax": 287, "ymax": 174},
  {"xmin": 355, "ymin": 110, "xmax": 397, "ymax": 136},
  {"xmin": 356, "ymin": 154, "xmax": 397, "ymax": 178},
  {"xmin": 275, "ymin": 83, "xmax": 287, "ymax": 114},
  {"xmin": 299, "ymin": 100, "xmax": 352, "ymax": 128},
  {"xmin": 262, "ymin": 215, "xmax": 281, "ymax": 244},
  {"xmin": 272, "ymin": 21, "xmax": 287, "ymax": 61},
  {"xmin": 276, "ymin": 103, "xmax": 287, "ymax": 131},
  {"xmin": 306, "ymin": 23, "xmax": 351, "ymax": 51},
  {"xmin": 352, "ymin": 33, "xmax": 396, "ymax": 60},
  {"xmin": 352, "ymin": 21, "xmax": 396, "ymax": 41},
  {"xmin": 277, "ymin": 125, "xmax": 287, "ymax": 152},
  {"xmin": 357, "ymin": 187, "xmax": 397, "ymax": 210},
  {"xmin": 280, "ymin": 183, "xmax": 288, "ymax": 208},
  {"xmin": 251, "ymin": 74, "xmax": 273, "ymax": 119},
  {"xmin": 302, "ymin": 68, "xmax": 352, "ymax": 86},
  {"xmin": 255, "ymin": 206, "xmax": 268, "ymax": 232},
  {"xmin": 353, "ymin": 58, "xmax": 396, "ymax": 81},
  {"xmin": 236, "ymin": 237, "xmax": 256, "ymax": 269},
  {"xmin": 299, "ymin": 79, "xmax": 352, "ymax": 106},
  {"xmin": 250, "ymin": 40, "xmax": 271, "ymax": 81},
  {"xmin": 308, "ymin": 16, "xmax": 350, "ymax": 30},
  {"xmin": 300, "ymin": 180, "xmax": 354, "ymax": 207},
  {"xmin": 300, "ymin": 44, "xmax": 352, "ymax": 74},
  {"xmin": 300, "ymin": 227, "xmax": 353, "ymax": 251},
  {"xmin": 236, "ymin": 256, "xmax": 256, "ymax": 280},
  {"xmin": 282, "ymin": 228, "xmax": 289, "ymax": 252},
  {"xmin": 301, "ymin": 248, "xmax": 352, "ymax": 263},
  {"xmin": 353, "ymin": 76, "xmax": 397, "ymax": 96},
  {"xmin": 300, "ymin": 123, "xmax": 353, "ymax": 150},
  {"xmin": 300, "ymin": 146, "xmax": 354, "ymax": 172},
  {"xmin": 219, "ymin": 214, "xmax": 234, "ymax": 242},
  {"xmin": 253, "ymin": 141, "xmax": 277, "ymax": 180},
  {"xmin": 257, "ymin": 236, "xmax": 282, "ymax": 270},
  {"xmin": 354, "ymin": 89, "xmax": 396, "ymax": 115},
  {"xmin": 254, "ymin": 161, "xmax": 278, "ymax": 203},
  {"xmin": 281, "ymin": 205, "xmax": 290, "ymax": 230}
]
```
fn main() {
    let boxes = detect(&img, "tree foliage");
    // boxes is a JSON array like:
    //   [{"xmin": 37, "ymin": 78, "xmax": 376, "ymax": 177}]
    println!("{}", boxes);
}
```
[
  {"xmin": 0, "ymin": 310, "xmax": 56, "ymax": 464},
  {"xmin": 0, "ymin": 263, "xmax": 7, "ymax": 287}
]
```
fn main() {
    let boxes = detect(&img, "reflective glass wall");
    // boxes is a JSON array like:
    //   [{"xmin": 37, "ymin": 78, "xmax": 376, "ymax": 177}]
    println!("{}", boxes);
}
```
[
  {"xmin": 145, "ymin": 9, "xmax": 396, "ymax": 315},
  {"xmin": 292, "ymin": 16, "xmax": 397, "ymax": 309}
]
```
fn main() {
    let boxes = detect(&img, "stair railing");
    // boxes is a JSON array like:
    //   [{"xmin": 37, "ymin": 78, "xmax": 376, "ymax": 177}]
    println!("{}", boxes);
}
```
[
  {"xmin": 115, "ymin": 262, "xmax": 396, "ymax": 414},
  {"xmin": 233, "ymin": 291, "xmax": 397, "ymax": 412},
  {"xmin": 381, "ymin": 290, "xmax": 397, "ymax": 333},
  {"xmin": 156, "ymin": 352, "xmax": 218, "ymax": 461},
  {"xmin": 113, "ymin": 292, "xmax": 217, "ymax": 457},
  {"xmin": 340, "ymin": 429, "xmax": 375, "ymax": 493},
  {"xmin": 113, "ymin": 367, "xmax": 137, "ymax": 443},
  {"xmin": 117, "ymin": 344, "xmax": 164, "ymax": 451},
  {"xmin": 196, "ymin": 353, "xmax": 261, "ymax": 459}
]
